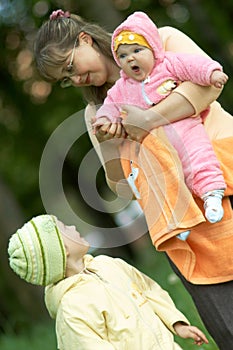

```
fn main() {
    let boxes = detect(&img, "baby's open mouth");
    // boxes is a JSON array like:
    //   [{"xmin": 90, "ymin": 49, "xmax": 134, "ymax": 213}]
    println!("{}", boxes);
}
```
[{"xmin": 131, "ymin": 65, "xmax": 140, "ymax": 73}]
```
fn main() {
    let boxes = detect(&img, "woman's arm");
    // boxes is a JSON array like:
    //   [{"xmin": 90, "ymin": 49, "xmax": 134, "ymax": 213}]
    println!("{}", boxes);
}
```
[
  {"xmin": 159, "ymin": 26, "xmax": 224, "ymax": 113},
  {"xmin": 156, "ymin": 26, "xmax": 223, "ymax": 114},
  {"xmin": 122, "ymin": 83, "xmax": 221, "ymax": 141},
  {"xmin": 85, "ymin": 104, "xmax": 134, "ymax": 197}
]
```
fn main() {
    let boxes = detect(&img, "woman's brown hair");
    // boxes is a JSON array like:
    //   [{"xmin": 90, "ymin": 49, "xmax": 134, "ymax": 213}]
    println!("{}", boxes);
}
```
[{"xmin": 34, "ymin": 14, "xmax": 115, "ymax": 104}]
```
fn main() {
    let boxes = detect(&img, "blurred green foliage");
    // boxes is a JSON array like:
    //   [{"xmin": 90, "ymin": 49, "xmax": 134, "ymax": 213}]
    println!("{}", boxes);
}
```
[{"xmin": 0, "ymin": 322, "xmax": 56, "ymax": 350}]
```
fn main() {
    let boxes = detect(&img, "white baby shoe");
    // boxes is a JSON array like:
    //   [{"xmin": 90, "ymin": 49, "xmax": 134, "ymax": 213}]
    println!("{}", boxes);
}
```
[{"xmin": 202, "ymin": 189, "xmax": 225, "ymax": 223}]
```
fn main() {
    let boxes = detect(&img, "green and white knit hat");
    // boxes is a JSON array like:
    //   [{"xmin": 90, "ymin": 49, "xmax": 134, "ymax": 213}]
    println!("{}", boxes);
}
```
[{"xmin": 8, "ymin": 215, "xmax": 66, "ymax": 286}]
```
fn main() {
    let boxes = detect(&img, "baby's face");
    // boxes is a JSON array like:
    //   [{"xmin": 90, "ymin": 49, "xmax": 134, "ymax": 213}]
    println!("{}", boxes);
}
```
[{"xmin": 117, "ymin": 44, "xmax": 155, "ymax": 81}]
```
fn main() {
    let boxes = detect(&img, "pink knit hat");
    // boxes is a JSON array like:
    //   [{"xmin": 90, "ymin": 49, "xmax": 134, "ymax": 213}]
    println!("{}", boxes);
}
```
[{"xmin": 111, "ymin": 11, "xmax": 165, "ymax": 66}]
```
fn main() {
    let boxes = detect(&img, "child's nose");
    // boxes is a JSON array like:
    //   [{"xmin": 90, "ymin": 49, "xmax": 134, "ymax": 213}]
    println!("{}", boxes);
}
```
[{"xmin": 127, "ymin": 55, "xmax": 134, "ymax": 62}]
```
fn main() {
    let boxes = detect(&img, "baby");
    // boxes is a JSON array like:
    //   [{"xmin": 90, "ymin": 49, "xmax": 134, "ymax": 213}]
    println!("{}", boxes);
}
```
[{"xmin": 94, "ymin": 11, "xmax": 228, "ymax": 239}]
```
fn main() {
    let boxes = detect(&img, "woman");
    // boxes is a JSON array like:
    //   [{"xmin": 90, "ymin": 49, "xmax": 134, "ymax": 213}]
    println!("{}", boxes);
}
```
[{"xmin": 34, "ymin": 9, "xmax": 233, "ymax": 348}]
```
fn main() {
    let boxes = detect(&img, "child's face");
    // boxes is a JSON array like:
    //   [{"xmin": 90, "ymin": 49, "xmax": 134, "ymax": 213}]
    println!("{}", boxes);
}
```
[
  {"xmin": 117, "ymin": 44, "xmax": 155, "ymax": 81},
  {"xmin": 56, "ymin": 219, "xmax": 90, "ymax": 259}
]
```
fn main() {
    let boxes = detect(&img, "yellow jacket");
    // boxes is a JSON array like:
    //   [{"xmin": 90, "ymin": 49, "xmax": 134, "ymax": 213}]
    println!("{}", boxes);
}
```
[{"xmin": 45, "ymin": 255, "xmax": 189, "ymax": 350}]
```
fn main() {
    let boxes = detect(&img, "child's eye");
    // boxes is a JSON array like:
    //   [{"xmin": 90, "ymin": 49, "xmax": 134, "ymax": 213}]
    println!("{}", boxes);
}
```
[
  {"xmin": 134, "ymin": 48, "xmax": 142, "ymax": 53},
  {"xmin": 118, "ymin": 54, "xmax": 126, "ymax": 59}
]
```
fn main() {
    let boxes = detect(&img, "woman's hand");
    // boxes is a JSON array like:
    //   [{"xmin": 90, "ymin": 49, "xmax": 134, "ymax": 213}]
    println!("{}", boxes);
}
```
[
  {"xmin": 90, "ymin": 116, "xmax": 131, "ymax": 195},
  {"xmin": 174, "ymin": 322, "xmax": 209, "ymax": 346},
  {"xmin": 121, "ymin": 105, "xmax": 163, "ymax": 142}
]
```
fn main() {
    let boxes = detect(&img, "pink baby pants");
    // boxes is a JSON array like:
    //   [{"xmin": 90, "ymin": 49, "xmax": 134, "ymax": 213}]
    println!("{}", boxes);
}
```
[{"xmin": 164, "ymin": 116, "xmax": 226, "ymax": 197}]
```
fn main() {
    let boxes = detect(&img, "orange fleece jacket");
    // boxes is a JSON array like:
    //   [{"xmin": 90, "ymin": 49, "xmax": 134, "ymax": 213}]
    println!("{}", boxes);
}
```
[{"xmin": 120, "ymin": 133, "xmax": 233, "ymax": 284}]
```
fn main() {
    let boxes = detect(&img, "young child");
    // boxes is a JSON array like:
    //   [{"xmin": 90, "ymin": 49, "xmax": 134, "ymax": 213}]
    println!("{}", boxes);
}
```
[
  {"xmin": 94, "ymin": 11, "xmax": 228, "ymax": 238},
  {"xmin": 8, "ymin": 214, "xmax": 208, "ymax": 349}
]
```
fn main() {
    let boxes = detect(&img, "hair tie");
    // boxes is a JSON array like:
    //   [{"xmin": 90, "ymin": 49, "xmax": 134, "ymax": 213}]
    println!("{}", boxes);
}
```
[{"xmin": 50, "ymin": 9, "xmax": 70, "ymax": 20}]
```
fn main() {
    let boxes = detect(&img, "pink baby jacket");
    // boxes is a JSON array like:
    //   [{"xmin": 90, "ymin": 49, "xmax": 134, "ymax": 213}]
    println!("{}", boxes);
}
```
[{"xmin": 96, "ymin": 11, "xmax": 222, "ymax": 120}]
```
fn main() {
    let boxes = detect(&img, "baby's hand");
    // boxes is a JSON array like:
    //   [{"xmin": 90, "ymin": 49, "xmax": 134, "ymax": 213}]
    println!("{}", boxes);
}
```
[
  {"xmin": 92, "ymin": 116, "xmax": 111, "ymax": 130},
  {"xmin": 92, "ymin": 116, "xmax": 126, "ymax": 142},
  {"xmin": 174, "ymin": 322, "xmax": 209, "ymax": 346},
  {"xmin": 92, "ymin": 116, "xmax": 112, "ymax": 135},
  {"xmin": 210, "ymin": 70, "xmax": 228, "ymax": 88}
]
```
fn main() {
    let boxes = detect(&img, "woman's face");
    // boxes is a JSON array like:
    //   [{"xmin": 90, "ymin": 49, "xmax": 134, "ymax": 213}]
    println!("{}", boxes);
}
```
[{"xmin": 47, "ymin": 33, "xmax": 111, "ymax": 88}]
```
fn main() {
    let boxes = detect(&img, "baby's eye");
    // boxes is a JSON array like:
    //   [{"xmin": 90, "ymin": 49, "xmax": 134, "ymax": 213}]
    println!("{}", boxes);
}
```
[
  {"xmin": 118, "ymin": 53, "xmax": 126, "ymax": 59},
  {"xmin": 134, "ymin": 48, "xmax": 143, "ymax": 53}
]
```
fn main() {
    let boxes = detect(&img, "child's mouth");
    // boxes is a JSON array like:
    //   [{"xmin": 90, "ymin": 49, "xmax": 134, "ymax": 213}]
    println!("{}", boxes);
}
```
[{"xmin": 131, "ymin": 65, "xmax": 140, "ymax": 73}]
